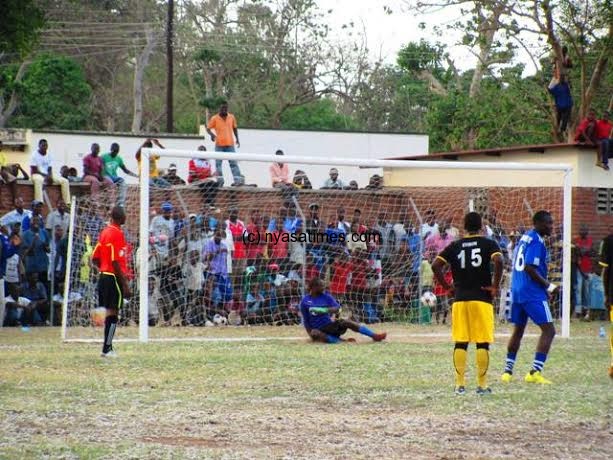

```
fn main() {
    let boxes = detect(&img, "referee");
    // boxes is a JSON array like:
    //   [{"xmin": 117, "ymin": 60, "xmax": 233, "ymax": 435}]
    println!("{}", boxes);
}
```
[{"xmin": 92, "ymin": 206, "xmax": 130, "ymax": 357}]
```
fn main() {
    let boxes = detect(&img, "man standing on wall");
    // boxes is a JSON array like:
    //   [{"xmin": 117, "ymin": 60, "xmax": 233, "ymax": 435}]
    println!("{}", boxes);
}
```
[{"xmin": 206, "ymin": 102, "xmax": 243, "ymax": 186}]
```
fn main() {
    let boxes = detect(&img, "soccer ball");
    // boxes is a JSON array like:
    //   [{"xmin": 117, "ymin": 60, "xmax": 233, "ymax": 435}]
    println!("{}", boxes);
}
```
[
  {"xmin": 213, "ymin": 314, "xmax": 227, "ymax": 326},
  {"xmin": 420, "ymin": 291, "xmax": 437, "ymax": 308},
  {"xmin": 91, "ymin": 307, "xmax": 106, "ymax": 327}
]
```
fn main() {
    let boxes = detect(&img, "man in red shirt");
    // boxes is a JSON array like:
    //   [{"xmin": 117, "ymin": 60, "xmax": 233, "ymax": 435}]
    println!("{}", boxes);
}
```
[
  {"xmin": 574, "ymin": 109, "xmax": 598, "ymax": 145},
  {"xmin": 330, "ymin": 252, "xmax": 351, "ymax": 304},
  {"xmin": 246, "ymin": 210, "xmax": 266, "ymax": 261},
  {"xmin": 83, "ymin": 143, "xmax": 113, "ymax": 197},
  {"xmin": 91, "ymin": 206, "xmax": 130, "ymax": 357},
  {"xmin": 596, "ymin": 111, "xmax": 612, "ymax": 170},
  {"xmin": 573, "ymin": 225, "xmax": 594, "ymax": 318},
  {"xmin": 352, "ymin": 208, "xmax": 368, "ymax": 234},
  {"xmin": 225, "ymin": 207, "xmax": 247, "ymax": 288},
  {"xmin": 188, "ymin": 145, "xmax": 221, "ymax": 207},
  {"xmin": 349, "ymin": 247, "xmax": 371, "ymax": 317}
]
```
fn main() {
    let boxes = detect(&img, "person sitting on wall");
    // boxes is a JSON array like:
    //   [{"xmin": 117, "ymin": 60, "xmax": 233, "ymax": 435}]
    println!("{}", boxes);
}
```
[
  {"xmin": 0, "ymin": 141, "xmax": 29, "ymax": 205},
  {"xmin": 188, "ymin": 145, "xmax": 221, "ymax": 207},
  {"xmin": 162, "ymin": 163, "xmax": 186, "ymax": 186},
  {"xmin": 292, "ymin": 170, "xmax": 312, "ymax": 189},
  {"xmin": 30, "ymin": 139, "xmax": 71, "ymax": 205},
  {"xmin": 574, "ymin": 109, "xmax": 598, "ymax": 146}
]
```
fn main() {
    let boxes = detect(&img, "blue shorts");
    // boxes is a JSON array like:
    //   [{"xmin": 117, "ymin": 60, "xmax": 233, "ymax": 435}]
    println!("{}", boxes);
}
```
[{"xmin": 511, "ymin": 300, "xmax": 553, "ymax": 326}]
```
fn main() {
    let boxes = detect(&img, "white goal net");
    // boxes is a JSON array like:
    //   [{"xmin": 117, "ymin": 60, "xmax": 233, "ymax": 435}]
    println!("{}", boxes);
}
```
[{"xmin": 61, "ymin": 150, "xmax": 572, "ymax": 342}]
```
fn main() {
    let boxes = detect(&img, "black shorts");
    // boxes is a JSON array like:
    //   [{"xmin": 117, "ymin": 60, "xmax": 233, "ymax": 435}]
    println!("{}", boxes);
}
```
[
  {"xmin": 318, "ymin": 321, "xmax": 347, "ymax": 337},
  {"xmin": 98, "ymin": 273, "xmax": 122, "ymax": 310}
]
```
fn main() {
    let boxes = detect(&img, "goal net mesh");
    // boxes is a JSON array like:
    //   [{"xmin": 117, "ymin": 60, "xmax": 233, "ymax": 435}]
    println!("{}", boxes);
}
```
[{"xmin": 62, "ymin": 156, "xmax": 566, "ymax": 341}]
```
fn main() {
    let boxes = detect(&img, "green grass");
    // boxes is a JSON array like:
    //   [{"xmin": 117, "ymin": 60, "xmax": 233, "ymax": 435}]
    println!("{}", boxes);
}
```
[{"xmin": 0, "ymin": 323, "xmax": 611, "ymax": 459}]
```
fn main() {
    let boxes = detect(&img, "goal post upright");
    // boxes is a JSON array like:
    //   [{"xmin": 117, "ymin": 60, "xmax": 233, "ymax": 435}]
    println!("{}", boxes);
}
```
[
  {"xmin": 140, "ymin": 148, "xmax": 573, "ymax": 340},
  {"xmin": 561, "ymin": 169, "xmax": 573, "ymax": 339},
  {"xmin": 61, "ymin": 199, "xmax": 77, "ymax": 341},
  {"xmin": 139, "ymin": 149, "xmax": 150, "ymax": 343}
]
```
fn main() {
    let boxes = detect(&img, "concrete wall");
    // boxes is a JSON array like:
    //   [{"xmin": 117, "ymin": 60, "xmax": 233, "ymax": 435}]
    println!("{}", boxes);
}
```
[
  {"xmin": 384, "ymin": 145, "xmax": 610, "ymax": 189},
  {"xmin": 4, "ymin": 128, "xmax": 428, "ymax": 190}
]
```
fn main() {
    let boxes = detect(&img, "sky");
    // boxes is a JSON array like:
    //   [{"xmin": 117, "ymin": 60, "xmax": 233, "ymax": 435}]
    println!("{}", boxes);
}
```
[
  {"xmin": 322, "ymin": 0, "xmax": 472, "ymax": 66},
  {"xmin": 320, "ymin": 0, "xmax": 544, "ymax": 75}
]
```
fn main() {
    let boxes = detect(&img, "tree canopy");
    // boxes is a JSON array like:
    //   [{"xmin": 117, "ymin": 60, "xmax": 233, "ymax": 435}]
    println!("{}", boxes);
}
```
[{"xmin": 0, "ymin": 0, "xmax": 610, "ymax": 153}]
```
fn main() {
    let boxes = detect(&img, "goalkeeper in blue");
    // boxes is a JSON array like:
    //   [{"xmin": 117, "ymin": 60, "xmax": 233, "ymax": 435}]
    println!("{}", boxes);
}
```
[
  {"xmin": 300, "ymin": 278, "xmax": 387, "ymax": 343},
  {"xmin": 502, "ymin": 210, "xmax": 559, "ymax": 385}
]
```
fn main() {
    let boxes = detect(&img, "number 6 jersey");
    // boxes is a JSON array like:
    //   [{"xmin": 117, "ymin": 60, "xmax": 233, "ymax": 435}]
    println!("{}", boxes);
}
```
[
  {"xmin": 436, "ymin": 235, "xmax": 502, "ymax": 303},
  {"xmin": 511, "ymin": 229, "xmax": 548, "ymax": 303}
]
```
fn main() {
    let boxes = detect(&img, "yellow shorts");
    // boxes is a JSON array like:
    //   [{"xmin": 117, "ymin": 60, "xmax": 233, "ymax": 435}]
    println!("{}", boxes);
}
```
[{"xmin": 451, "ymin": 300, "xmax": 494, "ymax": 344}]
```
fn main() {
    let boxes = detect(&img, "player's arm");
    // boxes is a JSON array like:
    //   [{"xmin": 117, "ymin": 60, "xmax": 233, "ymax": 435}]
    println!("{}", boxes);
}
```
[
  {"xmin": 524, "ymin": 265, "xmax": 556, "ymax": 293},
  {"xmin": 120, "ymin": 164, "xmax": 138, "ymax": 178},
  {"xmin": 432, "ymin": 247, "xmax": 453, "ymax": 292},
  {"xmin": 112, "ymin": 259, "xmax": 130, "ymax": 298},
  {"xmin": 109, "ymin": 240, "xmax": 130, "ymax": 298},
  {"xmin": 482, "ymin": 250, "xmax": 504, "ymax": 297},
  {"xmin": 524, "ymin": 242, "xmax": 558, "ymax": 294},
  {"xmin": 310, "ymin": 305, "xmax": 341, "ymax": 315},
  {"xmin": 233, "ymin": 124, "xmax": 240, "ymax": 148},
  {"xmin": 310, "ymin": 294, "xmax": 341, "ymax": 315},
  {"xmin": 299, "ymin": 299, "xmax": 312, "ymax": 332},
  {"xmin": 91, "ymin": 243, "xmax": 101, "ymax": 268},
  {"xmin": 206, "ymin": 118, "xmax": 216, "ymax": 143},
  {"xmin": 135, "ymin": 139, "xmax": 150, "ymax": 161}
]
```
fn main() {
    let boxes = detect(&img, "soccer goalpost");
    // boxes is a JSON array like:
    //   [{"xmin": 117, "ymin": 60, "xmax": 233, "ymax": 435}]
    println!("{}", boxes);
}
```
[{"xmin": 61, "ymin": 148, "xmax": 573, "ymax": 343}]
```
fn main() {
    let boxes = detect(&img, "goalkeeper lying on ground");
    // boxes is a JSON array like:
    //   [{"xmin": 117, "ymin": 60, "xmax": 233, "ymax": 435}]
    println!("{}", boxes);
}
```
[{"xmin": 300, "ymin": 277, "xmax": 387, "ymax": 343}]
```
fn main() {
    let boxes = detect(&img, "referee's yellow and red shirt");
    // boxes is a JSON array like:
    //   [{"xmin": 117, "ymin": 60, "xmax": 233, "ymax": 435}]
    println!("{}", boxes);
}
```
[{"xmin": 92, "ymin": 223, "xmax": 127, "ymax": 274}]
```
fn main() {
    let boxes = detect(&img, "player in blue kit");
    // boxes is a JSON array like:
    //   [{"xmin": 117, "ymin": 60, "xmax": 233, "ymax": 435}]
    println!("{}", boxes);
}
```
[
  {"xmin": 501, "ymin": 211, "xmax": 558, "ymax": 384},
  {"xmin": 300, "ymin": 278, "xmax": 387, "ymax": 343}
]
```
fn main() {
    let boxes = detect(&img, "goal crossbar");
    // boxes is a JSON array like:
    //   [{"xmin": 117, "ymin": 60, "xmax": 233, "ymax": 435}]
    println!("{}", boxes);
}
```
[{"xmin": 135, "ymin": 148, "xmax": 573, "ymax": 342}]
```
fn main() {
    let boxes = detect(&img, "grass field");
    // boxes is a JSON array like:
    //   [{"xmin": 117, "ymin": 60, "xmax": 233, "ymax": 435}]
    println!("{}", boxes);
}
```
[{"xmin": 0, "ymin": 322, "xmax": 611, "ymax": 459}]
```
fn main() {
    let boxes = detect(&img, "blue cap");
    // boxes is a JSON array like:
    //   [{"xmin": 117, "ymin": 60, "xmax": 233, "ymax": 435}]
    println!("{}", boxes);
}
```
[{"xmin": 161, "ymin": 202, "xmax": 173, "ymax": 212}]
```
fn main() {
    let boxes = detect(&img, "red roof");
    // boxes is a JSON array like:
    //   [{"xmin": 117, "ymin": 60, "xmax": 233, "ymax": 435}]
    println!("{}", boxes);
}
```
[{"xmin": 386, "ymin": 142, "xmax": 595, "ymax": 161}]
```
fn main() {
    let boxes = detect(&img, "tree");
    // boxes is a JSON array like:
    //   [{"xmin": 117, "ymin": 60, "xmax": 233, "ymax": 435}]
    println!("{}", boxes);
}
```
[
  {"xmin": 0, "ymin": 0, "xmax": 45, "ymax": 127},
  {"xmin": 280, "ymin": 99, "xmax": 359, "ymax": 130},
  {"xmin": 507, "ymin": 0, "xmax": 612, "ymax": 137},
  {"xmin": 0, "ymin": 0, "xmax": 45, "ymax": 60},
  {"xmin": 188, "ymin": 0, "xmax": 355, "ymax": 129},
  {"xmin": 405, "ymin": 0, "xmax": 612, "ymax": 144},
  {"xmin": 9, "ymin": 54, "xmax": 92, "ymax": 130}
]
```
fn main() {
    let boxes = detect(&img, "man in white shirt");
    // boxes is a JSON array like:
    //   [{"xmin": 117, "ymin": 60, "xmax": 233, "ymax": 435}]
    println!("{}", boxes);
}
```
[
  {"xmin": 149, "ymin": 202, "xmax": 175, "ymax": 259},
  {"xmin": 45, "ymin": 199, "xmax": 70, "ymax": 236},
  {"xmin": 322, "ymin": 168, "xmax": 346, "ymax": 189},
  {"xmin": 420, "ymin": 210, "xmax": 439, "ymax": 240},
  {"xmin": 0, "ymin": 197, "xmax": 32, "ymax": 228},
  {"xmin": 30, "ymin": 139, "xmax": 71, "ymax": 204}
]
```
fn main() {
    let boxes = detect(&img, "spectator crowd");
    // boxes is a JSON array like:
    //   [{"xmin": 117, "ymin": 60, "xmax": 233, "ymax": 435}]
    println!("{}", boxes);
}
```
[{"xmin": 0, "ymin": 100, "xmax": 610, "ymax": 328}]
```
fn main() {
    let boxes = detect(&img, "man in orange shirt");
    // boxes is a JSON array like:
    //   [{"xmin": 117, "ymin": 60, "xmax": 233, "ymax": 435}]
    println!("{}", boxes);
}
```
[
  {"xmin": 206, "ymin": 102, "xmax": 243, "ymax": 186},
  {"xmin": 91, "ymin": 206, "xmax": 131, "ymax": 357}
]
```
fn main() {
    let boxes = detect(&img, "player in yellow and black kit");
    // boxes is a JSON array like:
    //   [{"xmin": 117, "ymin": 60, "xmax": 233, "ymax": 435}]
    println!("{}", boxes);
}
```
[
  {"xmin": 598, "ymin": 232, "xmax": 613, "ymax": 379},
  {"xmin": 432, "ymin": 212, "xmax": 503, "ymax": 395}
]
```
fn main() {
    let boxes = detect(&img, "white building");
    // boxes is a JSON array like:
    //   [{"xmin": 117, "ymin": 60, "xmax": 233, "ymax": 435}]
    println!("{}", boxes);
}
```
[{"xmin": 2, "ymin": 127, "xmax": 428, "ymax": 189}]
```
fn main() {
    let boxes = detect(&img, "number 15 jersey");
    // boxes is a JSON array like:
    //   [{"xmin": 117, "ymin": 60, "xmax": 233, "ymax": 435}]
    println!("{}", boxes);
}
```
[
  {"xmin": 511, "ymin": 229, "xmax": 548, "ymax": 303},
  {"xmin": 437, "ymin": 235, "xmax": 502, "ymax": 303}
]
